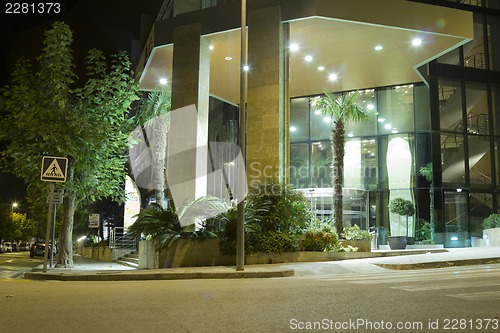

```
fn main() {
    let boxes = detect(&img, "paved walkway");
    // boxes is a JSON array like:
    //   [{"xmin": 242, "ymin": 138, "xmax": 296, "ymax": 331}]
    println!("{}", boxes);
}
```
[{"xmin": 23, "ymin": 247, "xmax": 500, "ymax": 281}]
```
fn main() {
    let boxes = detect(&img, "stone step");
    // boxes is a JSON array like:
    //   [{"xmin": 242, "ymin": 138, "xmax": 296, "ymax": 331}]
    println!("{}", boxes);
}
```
[
  {"xmin": 114, "ymin": 252, "xmax": 139, "ymax": 269},
  {"xmin": 114, "ymin": 259, "xmax": 139, "ymax": 269}
]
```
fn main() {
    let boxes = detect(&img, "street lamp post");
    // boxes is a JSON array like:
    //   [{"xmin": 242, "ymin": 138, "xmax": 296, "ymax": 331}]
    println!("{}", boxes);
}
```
[
  {"xmin": 236, "ymin": 0, "xmax": 247, "ymax": 271},
  {"xmin": 11, "ymin": 202, "xmax": 18, "ymax": 212}
]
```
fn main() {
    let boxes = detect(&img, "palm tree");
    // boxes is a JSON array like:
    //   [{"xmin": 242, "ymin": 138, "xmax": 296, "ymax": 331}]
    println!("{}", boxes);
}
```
[
  {"xmin": 311, "ymin": 89, "xmax": 371, "ymax": 235},
  {"xmin": 129, "ymin": 87, "xmax": 171, "ymax": 207},
  {"xmin": 129, "ymin": 196, "xmax": 228, "ymax": 252},
  {"xmin": 419, "ymin": 162, "xmax": 435, "ymax": 241}
]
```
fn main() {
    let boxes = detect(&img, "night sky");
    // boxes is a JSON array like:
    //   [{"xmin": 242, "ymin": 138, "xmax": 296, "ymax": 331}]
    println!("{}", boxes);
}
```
[{"xmin": 0, "ymin": 0, "xmax": 163, "ymax": 211}]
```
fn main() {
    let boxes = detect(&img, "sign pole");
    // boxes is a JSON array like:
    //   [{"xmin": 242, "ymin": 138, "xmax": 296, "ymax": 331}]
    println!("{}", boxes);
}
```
[{"xmin": 43, "ymin": 183, "xmax": 55, "ymax": 272}]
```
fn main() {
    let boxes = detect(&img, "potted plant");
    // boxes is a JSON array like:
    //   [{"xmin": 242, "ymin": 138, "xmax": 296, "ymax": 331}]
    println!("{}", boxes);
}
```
[
  {"xmin": 340, "ymin": 225, "xmax": 373, "ymax": 252},
  {"xmin": 482, "ymin": 213, "xmax": 500, "ymax": 246},
  {"xmin": 387, "ymin": 198, "xmax": 415, "ymax": 249}
]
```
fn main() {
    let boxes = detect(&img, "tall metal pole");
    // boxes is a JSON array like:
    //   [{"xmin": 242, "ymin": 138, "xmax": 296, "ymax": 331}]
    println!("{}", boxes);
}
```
[
  {"xmin": 43, "ymin": 183, "xmax": 55, "ymax": 273},
  {"xmin": 236, "ymin": 0, "xmax": 247, "ymax": 271}
]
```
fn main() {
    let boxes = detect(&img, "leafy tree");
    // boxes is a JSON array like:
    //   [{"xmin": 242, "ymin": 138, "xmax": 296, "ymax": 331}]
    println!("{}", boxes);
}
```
[
  {"xmin": 0, "ymin": 22, "xmax": 139, "ymax": 267},
  {"xmin": 311, "ymin": 90, "xmax": 372, "ymax": 235},
  {"xmin": 9, "ymin": 212, "xmax": 37, "ymax": 241}
]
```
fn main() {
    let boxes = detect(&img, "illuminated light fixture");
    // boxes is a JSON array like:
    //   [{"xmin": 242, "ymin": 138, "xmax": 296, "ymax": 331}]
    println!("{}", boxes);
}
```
[
  {"xmin": 374, "ymin": 45, "xmax": 383, "ymax": 51},
  {"xmin": 450, "ymin": 236, "xmax": 459, "ymax": 241},
  {"xmin": 243, "ymin": 65, "xmax": 250, "ymax": 72},
  {"xmin": 315, "ymin": 109, "xmax": 321, "ymax": 115},
  {"xmin": 290, "ymin": 43, "xmax": 299, "ymax": 52},
  {"xmin": 456, "ymin": 188, "xmax": 463, "ymax": 192},
  {"xmin": 324, "ymin": 117, "xmax": 331, "ymax": 123},
  {"xmin": 384, "ymin": 123, "xmax": 392, "ymax": 129},
  {"xmin": 317, "ymin": 66, "xmax": 325, "ymax": 71},
  {"xmin": 392, "ymin": 129, "xmax": 398, "ymax": 133},
  {"xmin": 328, "ymin": 74, "xmax": 338, "ymax": 81},
  {"xmin": 304, "ymin": 55, "xmax": 313, "ymax": 62},
  {"xmin": 209, "ymin": 45, "xmax": 214, "ymax": 50},
  {"xmin": 290, "ymin": 126, "xmax": 297, "ymax": 132},
  {"xmin": 378, "ymin": 117, "xmax": 386, "ymax": 123},
  {"xmin": 77, "ymin": 236, "xmax": 86, "ymax": 242},
  {"xmin": 225, "ymin": 56, "xmax": 233, "ymax": 61},
  {"xmin": 412, "ymin": 38, "xmax": 422, "ymax": 46},
  {"xmin": 159, "ymin": 78, "xmax": 168, "ymax": 85},
  {"xmin": 367, "ymin": 104, "xmax": 375, "ymax": 110},
  {"xmin": 348, "ymin": 132, "xmax": 354, "ymax": 137}
]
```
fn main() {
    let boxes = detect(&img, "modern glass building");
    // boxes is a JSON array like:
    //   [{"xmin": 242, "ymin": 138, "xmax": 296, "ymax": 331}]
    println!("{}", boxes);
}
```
[{"xmin": 135, "ymin": 0, "xmax": 500, "ymax": 247}]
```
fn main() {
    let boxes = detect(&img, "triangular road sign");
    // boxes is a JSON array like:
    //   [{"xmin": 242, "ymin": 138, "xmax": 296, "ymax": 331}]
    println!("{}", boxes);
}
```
[{"xmin": 41, "ymin": 156, "xmax": 68, "ymax": 182}]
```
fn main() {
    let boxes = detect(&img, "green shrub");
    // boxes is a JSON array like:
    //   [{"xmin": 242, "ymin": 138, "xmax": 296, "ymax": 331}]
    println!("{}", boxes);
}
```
[
  {"xmin": 482, "ymin": 213, "xmax": 500, "ymax": 229},
  {"xmin": 341, "ymin": 225, "xmax": 372, "ymax": 241},
  {"xmin": 301, "ymin": 219, "xmax": 339, "ymax": 251},
  {"xmin": 220, "ymin": 231, "xmax": 300, "ymax": 255},
  {"xmin": 247, "ymin": 179, "xmax": 313, "ymax": 234},
  {"xmin": 246, "ymin": 231, "xmax": 300, "ymax": 254},
  {"xmin": 415, "ymin": 219, "xmax": 432, "ymax": 241}
]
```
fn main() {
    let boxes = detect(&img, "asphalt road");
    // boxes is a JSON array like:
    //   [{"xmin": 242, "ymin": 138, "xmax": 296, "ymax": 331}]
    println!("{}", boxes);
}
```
[
  {"xmin": 1, "ymin": 263, "xmax": 500, "ymax": 332},
  {"xmin": 0, "ymin": 251, "xmax": 42, "ymax": 279}
]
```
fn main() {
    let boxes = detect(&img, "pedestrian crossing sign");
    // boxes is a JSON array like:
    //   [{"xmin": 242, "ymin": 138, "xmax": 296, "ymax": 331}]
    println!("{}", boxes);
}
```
[{"xmin": 41, "ymin": 156, "xmax": 68, "ymax": 182}]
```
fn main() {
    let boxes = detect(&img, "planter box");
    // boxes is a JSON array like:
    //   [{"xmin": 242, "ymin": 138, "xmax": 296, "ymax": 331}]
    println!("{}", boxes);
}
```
[
  {"xmin": 483, "ymin": 228, "xmax": 500, "ymax": 247},
  {"xmin": 83, "ymin": 246, "xmax": 113, "ymax": 262},
  {"xmin": 161, "ymin": 239, "xmax": 232, "ymax": 268},
  {"xmin": 388, "ymin": 236, "xmax": 407, "ymax": 250},
  {"xmin": 139, "ymin": 240, "xmax": 158, "ymax": 269},
  {"xmin": 340, "ymin": 240, "xmax": 371, "ymax": 252}
]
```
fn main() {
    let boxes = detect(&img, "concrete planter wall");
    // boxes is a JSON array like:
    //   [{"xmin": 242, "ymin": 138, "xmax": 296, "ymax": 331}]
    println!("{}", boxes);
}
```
[
  {"xmin": 155, "ymin": 239, "xmax": 383, "ymax": 268},
  {"xmin": 138, "ymin": 240, "xmax": 159, "ymax": 269},
  {"xmin": 483, "ymin": 228, "xmax": 500, "ymax": 246},
  {"xmin": 160, "ymin": 239, "xmax": 234, "ymax": 268},
  {"xmin": 82, "ymin": 246, "xmax": 113, "ymax": 262},
  {"xmin": 339, "ymin": 240, "xmax": 371, "ymax": 252}
]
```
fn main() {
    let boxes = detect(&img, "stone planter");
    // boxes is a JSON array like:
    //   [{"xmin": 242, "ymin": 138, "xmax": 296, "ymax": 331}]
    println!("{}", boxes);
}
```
[
  {"xmin": 139, "ymin": 240, "xmax": 158, "ymax": 269},
  {"xmin": 388, "ymin": 236, "xmax": 407, "ymax": 250},
  {"xmin": 83, "ymin": 247, "xmax": 93, "ymax": 259},
  {"xmin": 483, "ymin": 227, "xmax": 500, "ymax": 247},
  {"xmin": 340, "ymin": 239, "xmax": 371, "ymax": 252}
]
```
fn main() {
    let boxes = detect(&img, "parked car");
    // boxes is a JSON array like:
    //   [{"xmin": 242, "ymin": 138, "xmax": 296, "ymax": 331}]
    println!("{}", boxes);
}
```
[
  {"xmin": 29, "ymin": 242, "xmax": 56, "ymax": 258},
  {"xmin": 19, "ymin": 243, "xmax": 30, "ymax": 251},
  {"xmin": 3, "ymin": 242, "xmax": 13, "ymax": 253},
  {"xmin": 11, "ymin": 243, "xmax": 19, "ymax": 252}
]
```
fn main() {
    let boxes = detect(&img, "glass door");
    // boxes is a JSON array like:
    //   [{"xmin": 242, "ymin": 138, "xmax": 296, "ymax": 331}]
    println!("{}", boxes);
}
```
[{"xmin": 443, "ymin": 190, "xmax": 470, "ymax": 247}]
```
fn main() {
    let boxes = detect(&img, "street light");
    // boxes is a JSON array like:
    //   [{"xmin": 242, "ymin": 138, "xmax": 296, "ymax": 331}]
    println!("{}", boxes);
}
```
[{"xmin": 11, "ymin": 202, "xmax": 18, "ymax": 212}]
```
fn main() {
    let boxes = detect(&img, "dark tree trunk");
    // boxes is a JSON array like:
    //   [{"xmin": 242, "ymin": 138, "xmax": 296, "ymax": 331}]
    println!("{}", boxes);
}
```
[
  {"xmin": 56, "ymin": 193, "xmax": 76, "ymax": 268},
  {"xmin": 332, "ymin": 120, "xmax": 345, "ymax": 235}
]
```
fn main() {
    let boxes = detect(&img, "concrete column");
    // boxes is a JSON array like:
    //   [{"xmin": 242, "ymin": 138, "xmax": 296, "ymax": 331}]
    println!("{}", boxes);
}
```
[
  {"xmin": 169, "ymin": 23, "xmax": 210, "ymax": 212},
  {"xmin": 246, "ymin": 5, "xmax": 286, "ymax": 184}
]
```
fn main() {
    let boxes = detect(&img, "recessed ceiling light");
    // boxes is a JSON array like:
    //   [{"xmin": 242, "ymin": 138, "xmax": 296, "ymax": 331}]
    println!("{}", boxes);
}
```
[
  {"xmin": 209, "ymin": 45, "xmax": 214, "ymax": 50},
  {"xmin": 348, "ymin": 132, "xmax": 354, "ymax": 137},
  {"xmin": 392, "ymin": 129, "xmax": 398, "ymax": 133},
  {"xmin": 378, "ymin": 117, "xmax": 385, "ymax": 123},
  {"xmin": 317, "ymin": 66, "xmax": 325, "ymax": 71},
  {"xmin": 290, "ymin": 43, "xmax": 299, "ymax": 52},
  {"xmin": 225, "ymin": 56, "xmax": 233, "ymax": 61},
  {"xmin": 314, "ymin": 109, "xmax": 321, "ymax": 115},
  {"xmin": 290, "ymin": 126, "xmax": 297, "ymax": 132},
  {"xmin": 374, "ymin": 45, "xmax": 383, "ymax": 51},
  {"xmin": 243, "ymin": 65, "xmax": 249, "ymax": 71},
  {"xmin": 304, "ymin": 55, "xmax": 313, "ymax": 62},
  {"xmin": 367, "ymin": 104, "xmax": 375, "ymax": 110},
  {"xmin": 328, "ymin": 74, "xmax": 338, "ymax": 81},
  {"xmin": 385, "ymin": 123, "xmax": 392, "ymax": 129},
  {"xmin": 324, "ymin": 117, "xmax": 331, "ymax": 123},
  {"xmin": 159, "ymin": 78, "xmax": 168, "ymax": 85},
  {"xmin": 412, "ymin": 38, "xmax": 422, "ymax": 46}
]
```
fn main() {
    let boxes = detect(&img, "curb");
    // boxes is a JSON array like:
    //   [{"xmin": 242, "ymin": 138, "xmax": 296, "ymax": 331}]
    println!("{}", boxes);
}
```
[
  {"xmin": 23, "ymin": 269, "xmax": 295, "ymax": 281},
  {"xmin": 375, "ymin": 257, "xmax": 500, "ymax": 270}
]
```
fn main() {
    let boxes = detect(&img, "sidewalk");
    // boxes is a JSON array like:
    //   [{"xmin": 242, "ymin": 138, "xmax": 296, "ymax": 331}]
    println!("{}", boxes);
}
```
[{"xmin": 23, "ymin": 247, "xmax": 500, "ymax": 281}]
